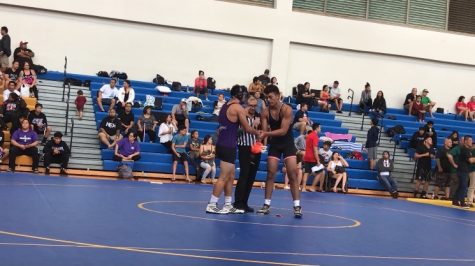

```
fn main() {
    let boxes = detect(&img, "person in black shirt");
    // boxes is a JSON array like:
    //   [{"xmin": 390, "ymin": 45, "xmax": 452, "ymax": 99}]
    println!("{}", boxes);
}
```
[
  {"xmin": 404, "ymin": 88, "xmax": 417, "ymax": 115},
  {"xmin": 3, "ymin": 61, "xmax": 20, "ymax": 89},
  {"xmin": 423, "ymin": 121, "xmax": 437, "ymax": 147},
  {"xmin": 292, "ymin": 103, "xmax": 311, "ymax": 135},
  {"xmin": 13, "ymin": 41, "xmax": 34, "ymax": 68},
  {"xmin": 29, "ymin": 103, "xmax": 52, "ymax": 145},
  {"xmin": 410, "ymin": 127, "xmax": 426, "ymax": 149},
  {"xmin": 413, "ymin": 136, "xmax": 434, "ymax": 198},
  {"xmin": 434, "ymin": 138, "xmax": 453, "ymax": 199},
  {"xmin": 0, "ymin": 129, "xmax": 9, "ymax": 162},
  {"xmin": 366, "ymin": 118, "xmax": 379, "ymax": 170},
  {"xmin": 372, "ymin": 90, "xmax": 387, "ymax": 115},
  {"xmin": 0, "ymin": 26, "xmax": 11, "ymax": 72},
  {"xmin": 118, "ymin": 102, "xmax": 135, "ymax": 135},
  {"xmin": 43, "ymin": 131, "xmax": 70, "ymax": 176},
  {"xmin": 296, "ymin": 82, "xmax": 315, "ymax": 108},
  {"xmin": 258, "ymin": 69, "xmax": 271, "ymax": 86},
  {"xmin": 98, "ymin": 108, "xmax": 122, "ymax": 149},
  {"xmin": 453, "ymin": 135, "xmax": 474, "ymax": 208}
]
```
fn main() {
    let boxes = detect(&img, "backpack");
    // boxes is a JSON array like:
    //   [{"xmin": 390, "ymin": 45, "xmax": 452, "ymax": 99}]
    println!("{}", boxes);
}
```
[
  {"xmin": 110, "ymin": 71, "xmax": 128, "ymax": 80},
  {"xmin": 118, "ymin": 161, "xmax": 134, "ymax": 179},
  {"xmin": 387, "ymin": 125, "xmax": 406, "ymax": 137},
  {"xmin": 191, "ymin": 101, "xmax": 202, "ymax": 112},
  {"xmin": 33, "ymin": 64, "xmax": 47, "ymax": 74},
  {"xmin": 171, "ymin": 82, "xmax": 182, "ymax": 91},
  {"xmin": 153, "ymin": 74, "xmax": 166, "ymax": 85},
  {"xmin": 153, "ymin": 97, "xmax": 163, "ymax": 110},
  {"xmin": 207, "ymin": 77, "xmax": 216, "ymax": 90},
  {"xmin": 97, "ymin": 71, "xmax": 109, "ymax": 77},
  {"xmin": 65, "ymin": 77, "xmax": 83, "ymax": 87}
]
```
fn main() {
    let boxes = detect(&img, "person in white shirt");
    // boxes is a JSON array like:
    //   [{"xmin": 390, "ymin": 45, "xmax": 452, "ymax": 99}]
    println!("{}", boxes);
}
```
[
  {"xmin": 212, "ymin": 93, "xmax": 226, "ymax": 116},
  {"xmin": 3, "ymin": 81, "xmax": 19, "ymax": 102},
  {"xmin": 116, "ymin": 80, "xmax": 135, "ymax": 115},
  {"xmin": 327, "ymin": 152, "xmax": 349, "ymax": 193},
  {"xmin": 97, "ymin": 79, "xmax": 118, "ymax": 112},
  {"xmin": 158, "ymin": 114, "xmax": 177, "ymax": 153},
  {"xmin": 319, "ymin": 141, "xmax": 334, "ymax": 165},
  {"xmin": 329, "ymin": 80, "xmax": 343, "ymax": 113}
]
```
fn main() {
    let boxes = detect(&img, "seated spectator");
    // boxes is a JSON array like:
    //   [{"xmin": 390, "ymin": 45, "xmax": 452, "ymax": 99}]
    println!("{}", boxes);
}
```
[
  {"xmin": 434, "ymin": 138, "xmax": 453, "ymax": 200},
  {"xmin": 29, "ymin": 103, "xmax": 52, "ymax": 145},
  {"xmin": 1, "ymin": 92, "xmax": 20, "ymax": 125},
  {"xmin": 376, "ymin": 151, "xmax": 398, "ymax": 198},
  {"xmin": 258, "ymin": 69, "xmax": 271, "ymax": 86},
  {"xmin": 13, "ymin": 41, "xmax": 34, "ymax": 69},
  {"xmin": 98, "ymin": 108, "xmax": 122, "ymax": 149},
  {"xmin": 3, "ymin": 81, "xmax": 19, "ymax": 103},
  {"xmin": 188, "ymin": 130, "xmax": 201, "ymax": 180},
  {"xmin": 97, "ymin": 79, "xmax": 118, "ymax": 112},
  {"xmin": 318, "ymin": 85, "xmax": 330, "ymax": 112},
  {"xmin": 18, "ymin": 62, "xmax": 38, "ymax": 99},
  {"xmin": 467, "ymin": 96, "xmax": 475, "ymax": 121},
  {"xmin": 411, "ymin": 95, "xmax": 426, "ymax": 122},
  {"xmin": 309, "ymin": 141, "xmax": 333, "ymax": 192},
  {"xmin": 294, "ymin": 132, "xmax": 306, "ymax": 160},
  {"xmin": 270, "ymin": 76, "xmax": 278, "ymax": 86},
  {"xmin": 113, "ymin": 132, "xmax": 141, "ymax": 162},
  {"xmin": 423, "ymin": 121, "xmax": 437, "ymax": 147},
  {"xmin": 296, "ymin": 82, "xmax": 315, "ymax": 108},
  {"xmin": 43, "ymin": 131, "xmax": 70, "ymax": 176},
  {"xmin": 455, "ymin": 96, "xmax": 470, "ymax": 121},
  {"xmin": 410, "ymin": 127, "xmax": 426, "ymax": 149},
  {"xmin": 171, "ymin": 125, "xmax": 190, "ymax": 182},
  {"xmin": 404, "ymin": 88, "xmax": 417, "ymax": 115},
  {"xmin": 358, "ymin": 82, "xmax": 372, "ymax": 115},
  {"xmin": 194, "ymin": 70, "xmax": 208, "ymax": 101},
  {"xmin": 199, "ymin": 135, "xmax": 216, "ymax": 184},
  {"xmin": 0, "ymin": 26, "xmax": 11, "ymax": 72},
  {"xmin": 254, "ymin": 91, "xmax": 265, "ymax": 114},
  {"xmin": 137, "ymin": 106, "xmax": 158, "ymax": 143},
  {"xmin": 3, "ymin": 61, "xmax": 20, "ymax": 89},
  {"xmin": 293, "ymin": 103, "xmax": 312, "ymax": 135},
  {"xmin": 329, "ymin": 80, "xmax": 343, "ymax": 113},
  {"xmin": 118, "ymin": 102, "xmax": 135, "ymax": 135},
  {"xmin": 249, "ymin": 76, "xmax": 264, "ymax": 96},
  {"xmin": 8, "ymin": 119, "xmax": 39, "ymax": 172},
  {"xmin": 171, "ymin": 99, "xmax": 189, "ymax": 130},
  {"xmin": 327, "ymin": 152, "xmax": 349, "ymax": 193},
  {"xmin": 116, "ymin": 80, "xmax": 135, "ymax": 115},
  {"xmin": 158, "ymin": 114, "xmax": 176, "ymax": 153},
  {"xmin": 75, "ymin": 90, "xmax": 87, "ymax": 120},
  {"xmin": 212, "ymin": 93, "xmax": 226, "ymax": 116},
  {"xmin": 0, "ymin": 129, "xmax": 10, "ymax": 163},
  {"xmin": 421, "ymin": 89, "xmax": 436, "ymax": 118},
  {"xmin": 372, "ymin": 90, "xmax": 387, "ymax": 115}
]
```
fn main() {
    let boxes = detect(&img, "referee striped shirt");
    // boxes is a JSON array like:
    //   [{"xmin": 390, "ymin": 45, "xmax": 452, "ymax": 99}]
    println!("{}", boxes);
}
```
[{"xmin": 237, "ymin": 115, "xmax": 257, "ymax": 147}]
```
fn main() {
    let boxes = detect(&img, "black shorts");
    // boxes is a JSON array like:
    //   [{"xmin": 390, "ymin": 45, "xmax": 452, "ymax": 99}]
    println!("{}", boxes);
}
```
[
  {"xmin": 172, "ymin": 152, "xmax": 189, "ymax": 163},
  {"xmin": 303, "ymin": 161, "xmax": 318, "ymax": 174},
  {"xmin": 102, "ymin": 98, "xmax": 116, "ymax": 106},
  {"xmin": 268, "ymin": 143, "xmax": 297, "ymax": 161},
  {"xmin": 216, "ymin": 145, "xmax": 236, "ymax": 164},
  {"xmin": 436, "ymin": 172, "xmax": 451, "ymax": 188},
  {"xmin": 416, "ymin": 167, "xmax": 432, "ymax": 181}
]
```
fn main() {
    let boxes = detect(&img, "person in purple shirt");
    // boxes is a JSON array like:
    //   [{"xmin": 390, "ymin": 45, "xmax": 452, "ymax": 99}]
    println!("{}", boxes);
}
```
[
  {"xmin": 8, "ymin": 119, "xmax": 39, "ymax": 172},
  {"xmin": 113, "ymin": 132, "xmax": 141, "ymax": 162}
]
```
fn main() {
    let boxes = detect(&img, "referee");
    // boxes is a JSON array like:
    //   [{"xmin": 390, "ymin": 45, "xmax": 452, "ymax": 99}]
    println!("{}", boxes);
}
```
[{"xmin": 234, "ymin": 96, "xmax": 262, "ymax": 212}]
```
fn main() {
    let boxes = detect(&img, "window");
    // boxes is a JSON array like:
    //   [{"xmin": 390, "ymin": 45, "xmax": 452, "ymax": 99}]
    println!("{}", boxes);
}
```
[{"xmin": 219, "ymin": 0, "xmax": 275, "ymax": 8}]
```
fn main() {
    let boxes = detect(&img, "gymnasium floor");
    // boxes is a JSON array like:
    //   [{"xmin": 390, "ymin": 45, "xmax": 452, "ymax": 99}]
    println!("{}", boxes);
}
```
[{"xmin": 0, "ymin": 173, "xmax": 473, "ymax": 266}]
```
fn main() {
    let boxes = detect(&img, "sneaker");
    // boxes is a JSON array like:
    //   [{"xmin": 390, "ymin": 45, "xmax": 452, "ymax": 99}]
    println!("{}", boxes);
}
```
[
  {"xmin": 60, "ymin": 168, "xmax": 68, "ymax": 176},
  {"xmin": 206, "ymin": 203, "xmax": 223, "ymax": 214},
  {"xmin": 45, "ymin": 167, "xmax": 50, "ymax": 175},
  {"xmin": 223, "ymin": 204, "xmax": 244, "ymax": 214},
  {"xmin": 32, "ymin": 168, "xmax": 39, "ymax": 174},
  {"xmin": 245, "ymin": 206, "xmax": 254, "ymax": 213},
  {"xmin": 294, "ymin": 206, "xmax": 303, "ymax": 218},
  {"xmin": 460, "ymin": 203, "xmax": 471, "ymax": 209},
  {"xmin": 256, "ymin": 204, "xmax": 271, "ymax": 215}
]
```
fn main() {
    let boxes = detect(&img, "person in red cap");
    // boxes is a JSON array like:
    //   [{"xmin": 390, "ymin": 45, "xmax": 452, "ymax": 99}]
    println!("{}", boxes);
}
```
[{"xmin": 13, "ymin": 41, "xmax": 34, "ymax": 69}]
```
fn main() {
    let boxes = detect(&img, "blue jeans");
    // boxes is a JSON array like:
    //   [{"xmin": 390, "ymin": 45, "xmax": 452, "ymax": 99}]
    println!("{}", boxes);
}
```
[
  {"xmin": 455, "ymin": 171, "xmax": 469, "ymax": 203},
  {"xmin": 377, "ymin": 174, "xmax": 398, "ymax": 193}
]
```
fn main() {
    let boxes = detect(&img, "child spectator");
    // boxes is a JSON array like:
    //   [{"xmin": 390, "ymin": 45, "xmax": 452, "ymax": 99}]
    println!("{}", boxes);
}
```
[
  {"xmin": 137, "ymin": 106, "xmax": 158, "ymax": 143},
  {"xmin": 8, "ymin": 119, "xmax": 39, "ymax": 173},
  {"xmin": 158, "ymin": 114, "xmax": 176, "ymax": 153},
  {"xmin": 113, "ymin": 132, "xmax": 141, "ymax": 162},
  {"xmin": 43, "ymin": 131, "xmax": 70, "ymax": 176},
  {"xmin": 455, "ymin": 96, "xmax": 470, "ymax": 121},
  {"xmin": 188, "ymin": 130, "xmax": 201, "ymax": 181},
  {"xmin": 411, "ymin": 95, "xmax": 426, "ymax": 122},
  {"xmin": 318, "ymin": 85, "xmax": 330, "ymax": 112},
  {"xmin": 199, "ymin": 135, "xmax": 216, "ymax": 184},
  {"xmin": 366, "ymin": 118, "xmax": 379, "ymax": 170},
  {"xmin": 28, "ymin": 103, "xmax": 52, "ymax": 145},
  {"xmin": 171, "ymin": 125, "xmax": 190, "ymax": 182},
  {"xmin": 75, "ymin": 90, "xmax": 86, "ymax": 120},
  {"xmin": 376, "ymin": 151, "xmax": 398, "ymax": 198},
  {"xmin": 98, "ymin": 108, "xmax": 122, "ymax": 149}
]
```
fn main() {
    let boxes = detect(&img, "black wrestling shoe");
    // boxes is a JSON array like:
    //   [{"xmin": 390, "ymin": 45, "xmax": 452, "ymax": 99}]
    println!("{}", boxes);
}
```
[
  {"xmin": 256, "ymin": 204, "xmax": 271, "ymax": 215},
  {"xmin": 294, "ymin": 206, "xmax": 303, "ymax": 218}
]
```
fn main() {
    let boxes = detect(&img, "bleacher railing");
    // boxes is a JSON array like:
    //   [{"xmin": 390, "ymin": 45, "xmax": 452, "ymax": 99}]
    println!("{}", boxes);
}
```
[
  {"xmin": 64, "ymin": 82, "xmax": 72, "ymax": 135},
  {"xmin": 69, "ymin": 118, "xmax": 74, "ymax": 157},
  {"xmin": 62, "ymin": 56, "xmax": 68, "ymax": 102},
  {"xmin": 347, "ymin": 88, "xmax": 354, "ymax": 116}
]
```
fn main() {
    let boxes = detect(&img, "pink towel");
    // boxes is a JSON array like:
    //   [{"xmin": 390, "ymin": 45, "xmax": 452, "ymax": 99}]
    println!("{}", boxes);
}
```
[{"xmin": 324, "ymin": 132, "xmax": 353, "ymax": 142}]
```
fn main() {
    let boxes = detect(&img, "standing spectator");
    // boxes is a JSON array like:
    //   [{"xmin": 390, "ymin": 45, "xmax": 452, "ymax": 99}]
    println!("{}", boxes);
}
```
[
  {"xmin": 113, "ymin": 132, "xmax": 141, "ymax": 162},
  {"xmin": 318, "ymin": 85, "xmax": 330, "ymax": 112},
  {"xmin": 116, "ymin": 80, "xmax": 135, "ymax": 115},
  {"xmin": 270, "ymin": 77, "xmax": 278, "ymax": 86},
  {"xmin": 118, "ymin": 102, "xmax": 135, "ymax": 135},
  {"xmin": 171, "ymin": 125, "xmax": 190, "ymax": 182},
  {"xmin": 248, "ymin": 76, "xmax": 264, "ymax": 96},
  {"xmin": 43, "ymin": 131, "xmax": 70, "ymax": 176},
  {"xmin": 0, "ymin": 26, "xmax": 11, "ymax": 72},
  {"xmin": 448, "ymin": 136, "xmax": 464, "ymax": 200},
  {"xmin": 329, "ymin": 81, "xmax": 343, "ymax": 113},
  {"xmin": 212, "ymin": 93, "xmax": 226, "ymax": 116},
  {"xmin": 455, "ymin": 96, "xmax": 469, "ymax": 121},
  {"xmin": 372, "ymin": 90, "xmax": 387, "ymax": 115},
  {"xmin": 358, "ymin": 82, "xmax": 372, "ymax": 115},
  {"xmin": 13, "ymin": 41, "xmax": 34, "ymax": 68},
  {"xmin": 376, "ymin": 151, "xmax": 398, "ymax": 198},
  {"xmin": 158, "ymin": 114, "xmax": 176, "ymax": 153},
  {"xmin": 327, "ymin": 152, "xmax": 349, "ymax": 193},
  {"xmin": 404, "ymin": 88, "xmax": 417, "ymax": 115},
  {"xmin": 199, "ymin": 135, "xmax": 216, "ymax": 184},
  {"xmin": 171, "ymin": 99, "xmax": 189, "ymax": 130},
  {"xmin": 97, "ymin": 79, "xmax": 118, "ymax": 112},
  {"xmin": 19, "ymin": 62, "xmax": 38, "ymax": 99},
  {"xmin": 421, "ymin": 89, "xmax": 436, "ymax": 118},
  {"xmin": 28, "ymin": 103, "xmax": 52, "ymax": 145},
  {"xmin": 3, "ymin": 60, "xmax": 20, "ymax": 89},
  {"xmin": 258, "ymin": 69, "xmax": 271, "ymax": 86},
  {"xmin": 3, "ymin": 81, "xmax": 19, "ymax": 103},
  {"xmin": 452, "ymin": 135, "xmax": 474, "ymax": 209},
  {"xmin": 302, "ymin": 123, "xmax": 323, "ymax": 192},
  {"xmin": 137, "ymin": 106, "xmax": 158, "ymax": 143},
  {"xmin": 8, "ymin": 119, "xmax": 39, "ymax": 173},
  {"xmin": 188, "ymin": 130, "xmax": 201, "ymax": 181},
  {"xmin": 296, "ymin": 82, "xmax": 315, "ymax": 108},
  {"xmin": 411, "ymin": 95, "xmax": 426, "ymax": 122},
  {"xmin": 467, "ymin": 142, "xmax": 475, "ymax": 206},
  {"xmin": 97, "ymin": 108, "xmax": 122, "ymax": 149},
  {"xmin": 423, "ymin": 121, "xmax": 437, "ymax": 147},
  {"xmin": 366, "ymin": 118, "xmax": 379, "ymax": 170},
  {"xmin": 467, "ymin": 96, "xmax": 475, "ymax": 121},
  {"xmin": 413, "ymin": 136, "xmax": 433, "ymax": 198},
  {"xmin": 293, "ymin": 103, "xmax": 312, "ymax": 136},
  {"xmin": 75, "ymin": 90, "xmax": 87, "ymax": 120},
  {"xmin": 194, "ymin": 70, "xmax": 208, "ymax": 101},
  {"xmin": 434, "ymin": 138, "xmax": 453, "ymax": 200}
]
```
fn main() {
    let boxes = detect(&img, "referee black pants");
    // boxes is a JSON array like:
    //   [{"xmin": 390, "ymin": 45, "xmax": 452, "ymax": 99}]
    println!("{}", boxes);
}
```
[{"xmin": 234, "ymin": 146, "xmax": 261, "ymax": 209}]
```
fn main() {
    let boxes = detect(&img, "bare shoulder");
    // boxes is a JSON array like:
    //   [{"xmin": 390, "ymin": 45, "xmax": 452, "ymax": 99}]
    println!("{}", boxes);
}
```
[{"xmin": 282, "ymin": 104, "xmax": 293, "ymax": 118}]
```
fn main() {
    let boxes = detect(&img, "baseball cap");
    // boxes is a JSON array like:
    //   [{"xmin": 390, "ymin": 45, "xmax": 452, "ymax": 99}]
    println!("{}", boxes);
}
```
[
  {"xmin": 20, "ymin": 41, "xmax": 28, "ymax": 45},
  {"xmin": 422, "ymin": 89, "xmax": 429, "ymax": 93}
]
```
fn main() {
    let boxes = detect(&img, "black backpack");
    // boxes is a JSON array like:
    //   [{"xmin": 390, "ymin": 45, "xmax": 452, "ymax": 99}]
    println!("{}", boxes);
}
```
[
  {"xmin": 97, "ymin": 71, "xmax": 109, "ymax": 77},
  {"xmin": 171, "ymin": 82, "xmax": 182, "ymax": 91},
  {"xmin": 110, "ymin": 71, "xmax": 128, "ymax": 80},
  {"xmin": 387, "ymin": 125, "xmax": 406, "ymax": 137},
  {"xmin": 152, "ymin": 111, "xmax": 169, "ymax": 125},
  {"xmin": 153, "ymin": 74, "xmax": 166, "ymax": 85},
  {"xmin": 65, "ymin": 77, "xmax": 83, "ymax": 87},
  {"xmin": 33, "ymin": 64, "xmax": 47, "ymax": 74},
  {"xmin": 207, "ymin": 77, "xmax": 216, "ymax": 90}
]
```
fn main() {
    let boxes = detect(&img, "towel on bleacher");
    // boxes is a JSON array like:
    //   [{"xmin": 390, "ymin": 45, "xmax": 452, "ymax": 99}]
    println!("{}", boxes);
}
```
[
  {"xmin": 332, "ymin": 141, "xmax": 362, "ymax": 152},
  {"xmin": 324, "ymin": 132, "xmax": 353, "ymax": 142}
]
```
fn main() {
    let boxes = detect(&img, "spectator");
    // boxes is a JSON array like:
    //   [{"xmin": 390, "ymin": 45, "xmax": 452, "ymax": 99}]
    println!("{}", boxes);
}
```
[
  {"xmin": 413, "ymin": 136, "xmax": 433, "ymax": 198},
  {"xmin": 448, "ymin": 136, "xmax": 464, "ymax": 201},
  {"xmin": 3, "ymin": 81, "xmax": 19, "ymax": 103},
  {"xmin": 366, "ymin": 118, "xmax": 379, "ymax": 170},
  {"xmin": 296, "ymin": 82, "xmax": 315, "ymax": 108},
  {"xmin": 188, "ymin": 130, "xmax": 201, "ymax": 180},
  {"xmin": 212, "ymin": 93, "xmax": 226, "ymax": 116},
  {"xmin": 421, "ymin": 89, "xmax": 436, "ymax": 118},
  {"xmin": 453, "ymin": 135, "xmax": 474, "ymax": 209},
  {"xmin": 467, "ymin": 140, "xmax": 475, "ymax": 207},
  {"xmin": 319, "ymin": 141, "xmax": 333, "ymax": 165},
  {"xmin": 327, "ymin": 152, "xmax": 349, "ymax": 193},
  {"xmin": 455, "ymin": 96, "xmax": 469, "ymax": 121},
  {"xmin": 8, "ymin": 119, "xmax": 39, "ymax": 173},
  {"xmin": 302, "ymin": 123, "xmax": 324, "ymax": 192},
  {"xmin": 434, "ymin": 138, "xmax": 453, "ymax": 200},
  {"xmin": 423, "ymin": 121, "xmax": 437, "ymax": 147},
  {"xmin": 254, "ymin": 91, "xmax": 265, "ymax": 114},
  {"xmin": 248, "ymin": 76, "xmax": 264, "ymax": 96},
  {"xmin": 97, "ymin": 79, "xmax": 118, "ymax": 112},
  {"xmin": 329, "ymin": 80, "xmax": 343, "ymax": 113},
  {"xmin": 137, "ymin": 106, "xmax": 158, "ymax": 143},
  {"xmin": 410, "ymin": 127, "xmax": 426, "ymax": 149},
  {"xmin": 0, "ymin": 92, "xmax": 20, "ymax": 125},
  {"xmin": 467, "ymin": 96, "xmax": 475, "ymax": 121},
  {"xmin": 404, "ymin": 88, "xmax": 417, "ymax": 115},
  {"xmin": 0, "ymin": 129, "xmax": 10, "ymax": 163},
  {"xmin": 113, "ymin": 132, "xmax": 141, "ymax": 162},
  {"xmin": 372, "ymin": 90, "xmax": 387, "ymax": 115},
  {"xmin": 171, "ymin": 124, "xmax": 190, "ymax": 182},
  {"xmin": 411, "ymin": 95, "xmax": 426, "ymax": 122},
  {"xmin": 318, "ymin": 85, "xmax": 330, "ymax": 112},
  {"xmin": 116, "ymin": 80, "xmax": 135, "ymax": 115},
  {"xmin": 28, "ymin": 103, "xmax": 52, "ymax": 145},
  {"xmin": 270, "ymin": 76, "xmax": 278, "ymax": 86},
  {"xmin": 13, "ymin": 41, "xmax": 34, "ymax": 68},
  {"xmin": 3, "ymin": 61, "xmax": 20, "ymax": 89},
  {"xmin": 75, "ymin": 90, "xmax": 87, "ymax": 120},
  {"xmin": 294, "ymin": 132, "xmax": 306, "ymax": 160},
  {"xmin": 194, "ymin": 70, "xmax": 208, "ymax": 101},
  {"xmin": 199, "ymin": 135, "xmax": 216, "ymax": 184},
  {"xmin": 43, "ymin": 131, "xmax": 70, "ymax": 176},
  {"xmin": 171, "ymin": 99, "xmax": 189, "ymax": 130},
  {"xmin": 258, "ymin": 69, "xmax": 271, "ymax": 86},
  {"xmin": 0, "ymin": 26, "xmax": 11, "ymax": 72},
  {"xmin": 448, "ymin": 131, "xmax": 460, "ymax": 146},
  {"xmin": 19, "ymin": 62, "xmax": 38, "ymax": 99},
  {"xmin": 293, "ymin": 103, "xmax": 312, "ymax": 136},
  {"xmin": 358, "ymin": 82, "xmax": 372, "ymax": 115},
  {"xmin": 376, "ymin": 151, "xmax": 398, "ymax": 198},
  {"xmin": 158, "ymin": 114, "xmax": 176, "ymax": 153},
  {"xmin": 98, "ymin": 108, "xmax": 122, "ymax": 149},
  {"xmin": 118, "ymin": 102, "xmax": 135, "ymax": 135}
]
